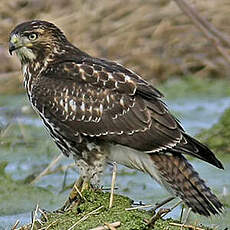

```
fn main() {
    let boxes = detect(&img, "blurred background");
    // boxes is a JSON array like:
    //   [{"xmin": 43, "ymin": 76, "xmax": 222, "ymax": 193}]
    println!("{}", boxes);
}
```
[{"xmin": 0, "ymin": 0, "xmax": 230, "ymax": 229}]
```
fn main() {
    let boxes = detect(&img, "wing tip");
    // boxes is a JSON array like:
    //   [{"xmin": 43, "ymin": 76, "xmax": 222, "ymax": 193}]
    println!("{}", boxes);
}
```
[
  {"xmin": 214, "ymin": 159, "xmax": 224, "ymax": 170},
  {"xmin": 180, "ymin": 133, "xmax": 224, "ymax": 170}
]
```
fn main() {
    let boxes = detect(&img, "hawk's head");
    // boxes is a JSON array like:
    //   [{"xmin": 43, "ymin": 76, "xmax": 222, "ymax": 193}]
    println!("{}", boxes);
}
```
[{"xmin": 9, "ymin": 20, "xmax": 68, "ymax": 64}]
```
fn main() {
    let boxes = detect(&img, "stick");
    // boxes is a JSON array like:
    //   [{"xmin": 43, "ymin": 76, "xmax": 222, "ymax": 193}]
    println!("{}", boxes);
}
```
[
  {"xmin": 38, "ymin": 208, "xmax": 49, "ymax": 222},
  {"xmin": 170, "ymin": 222, "xmax": 206, "ymax": 230},
  {"xmin": 30, "ymin": 154, "xmax": 63, "ymax": 185},
  {"xmin": 67, "ymin": 206, "xmax": 104, "ymax": 230},
  {"xmin": 104, "ymin": 222, "xmax": 118, "ymax": 230},
  {"xmin": 11, "ymin": 220, "xmax": 20, "ymax": 230},
  {"xmin": 90, "ymin": 221, "xmax": 121, "ymax": 230},
  {"xmin": 147, "ymin": 208, "xmax": 170, "ymax": 226},
  {"xmin": 125, "ymin": 204, "xmax": 154, "ymax": 211},
  {"xmin": 31, "ymin": 204, "xmax": 39, "ymax": 230},
  {"xmin": 126, "ymin": 196, "xmax": 175, "ymax": 211},
  {"xmin": 183, "ymin": 207, "xmax": 192, "ymax": 223},
  {"xmin": 151, "ymin": 196, "xmax": 175, "ymax": 212},
  {"xmin": 73, "ymin": 184, "xmax": 86, "ymax": 201},
  {"xmin": 102, "ymin": 187, "xmax": 118, "ymax": 191},
  {"xmin": 39, "ymin": 220, "xmax": 58, "ymax": 230},
  {"xmin": 147, "ymin": 200, "xmax": 183, "ymax": 226},
  {"xmin": 161, "ymin": 200, "xmax": 183, "ymax": 218},
  {"xmin": 173, "ymin": 0, "xmax": 230, "ymax": 65},
  {"xmin": 109, "ymin": 162, "xmax": 117, "ymax": 209}
]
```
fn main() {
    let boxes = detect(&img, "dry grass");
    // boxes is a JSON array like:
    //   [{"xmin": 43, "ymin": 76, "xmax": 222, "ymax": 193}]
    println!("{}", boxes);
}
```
[{"xmin": 1, "ymin": 0, "xmax": 230, "ymax": 93}]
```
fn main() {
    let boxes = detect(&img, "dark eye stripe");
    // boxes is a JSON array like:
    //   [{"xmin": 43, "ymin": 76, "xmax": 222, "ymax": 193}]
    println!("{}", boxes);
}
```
[{"xmin": 22, "ymin": 32, "xmax": 32, "ymax": 36}]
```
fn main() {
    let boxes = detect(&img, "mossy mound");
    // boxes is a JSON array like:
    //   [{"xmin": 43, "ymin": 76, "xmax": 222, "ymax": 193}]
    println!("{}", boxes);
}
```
[
  {"xmin": 16, "ymin": 189, "xmax": 213, "ymax": 230},
  {"xmin": 197, "ymin": 108, "xmax": 230, "ymax": 155}
]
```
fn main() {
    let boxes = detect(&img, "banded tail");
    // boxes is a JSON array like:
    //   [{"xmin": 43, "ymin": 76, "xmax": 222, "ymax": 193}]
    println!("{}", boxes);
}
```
[{"xmin": 150, "ymin": 154, "xmax": 223, "ymax": 216}]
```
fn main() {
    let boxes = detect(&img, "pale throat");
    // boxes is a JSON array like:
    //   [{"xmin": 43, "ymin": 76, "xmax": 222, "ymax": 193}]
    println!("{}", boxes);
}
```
[
  {"xmin": 19, "ymin": 49, "xmax": 48, "ymax": 96},
  {"xmin": 18, "ymin": 47, "xmax": 51, "ymax": 78},
  {"xmin": 16, "ymin": 46, "xmax": 36, "ymax": 63},
  {"xmin": 16, "ymin": 45, "xmax": 55, "ymax": 69}
]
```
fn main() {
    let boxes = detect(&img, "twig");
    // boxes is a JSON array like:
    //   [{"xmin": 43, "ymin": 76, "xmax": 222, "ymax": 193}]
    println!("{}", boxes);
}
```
[
  {"xmin": 11, "ymin": 220, "xmax": 20, "ymax": 230},
  {"xmin": 173, "ymin": 0, "xmax": 230, "ymax": 65},
  {"xmin": 104, "ymin": 222, "xmax": 118, "ymax": 230},
  {"xmin": 146, "ymin": 200, "xmax": 182, "ymax": 226},
  {"xmin": 147, "ymin": 196, "xmax": 175, "ymax": 212},
  {"xmin": 61, "ymin": 164, "xmax": 73, "ymax": 191},
  {"xmin": 90, "ymin": 221, "xmax": 121, "ymax": 230},
  {"xmin": 101, "ymin": 187, "xmax": 118, "ymax": 191},
  {"xmin": 151, "ymin": 196, "xmax": 175, "ymax": 213},
  {"xmin": 170, "ymin": 222, "xmax": 206, "ymax": 230},
  {"xmin": 175, "ymin": 0, "xmax": 230, "ymax": 47},
  {"xmin": 31, "ymin": 204, "xmax": 39, "ymax": 230},
  {"xmin": 126, "ymin": 196, "xmax": 175, "ymax": 211},
  {"xmin": 38, "ymin": 208, "xmax": 49, "ymax": 222},
  {"xmin": 30, "ymin": 154, "xmax": 63, "ymax": 185},
  {"xmin": 39, "ymin": 220, "xmax": 58, "ymax": 230},
  {"xmin": 73, "ymin": 184, "xmax": 86, "ymax": 201},
  {"xmin": 67, "ymin": 206, "xmax": 104, "ymax": 230},
  {"xmin": 146, "ymin": 208, "xmax": 170, "ymax": 226},
  {"xmin": 125, "ymin": 204, "xmax": 154, "ymax": 211},
  {"xmin": 1, "ymin": 123, "xmax": 14, "ymax": 138},
  {"xmin": 179, "ymin": 204, "xmax": 184, "ymax": 223},
  {"xmin": 161, "ymin": 200, "xmax": 183, "ymax": 218},
  {"xmin": 183, "ymin": 207, "xmax": 192, "ymax": 223},
  {"xmin": 109, "ymin": 162, "xmax": 117, "ymax": 209}
]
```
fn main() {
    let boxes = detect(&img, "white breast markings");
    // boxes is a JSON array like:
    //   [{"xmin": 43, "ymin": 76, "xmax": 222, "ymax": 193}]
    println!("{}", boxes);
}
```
[{"xmin": 69, "ymin": 99, "xmax": 77, "ymax": 111}]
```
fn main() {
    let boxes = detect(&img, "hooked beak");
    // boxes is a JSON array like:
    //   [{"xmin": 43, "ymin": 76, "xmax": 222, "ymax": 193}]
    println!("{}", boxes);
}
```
[
  {"xmin": 9, "ymin": 42, "xmax": 18, "ymax": 55},
  {"xmin": 9, "ymin": 34, "xmax": 23, "ymax": 55}
]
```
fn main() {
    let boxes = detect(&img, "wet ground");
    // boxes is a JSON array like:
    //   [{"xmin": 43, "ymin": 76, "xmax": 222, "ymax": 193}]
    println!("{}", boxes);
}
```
[{"xmin": 0, "ymin": 78, "xmax": 230, "ymax": 229}]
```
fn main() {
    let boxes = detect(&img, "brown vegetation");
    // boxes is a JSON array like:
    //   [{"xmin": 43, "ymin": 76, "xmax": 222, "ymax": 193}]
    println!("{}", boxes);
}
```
[{"xmin": 1, "ymin": 0, "xmax": 230, "ymax": 93}]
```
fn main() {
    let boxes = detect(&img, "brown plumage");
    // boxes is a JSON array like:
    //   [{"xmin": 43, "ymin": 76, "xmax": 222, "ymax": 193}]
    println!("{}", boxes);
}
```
[{"xmin": 9, "ymin": 20, "xmax": 223, "ymax": 216}]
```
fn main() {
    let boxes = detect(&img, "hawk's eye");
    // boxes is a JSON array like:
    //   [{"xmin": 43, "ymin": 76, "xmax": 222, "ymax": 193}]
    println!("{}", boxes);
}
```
[{"xmin": 28, "ymin": 33, "xmax": 38, "ymax": 41}]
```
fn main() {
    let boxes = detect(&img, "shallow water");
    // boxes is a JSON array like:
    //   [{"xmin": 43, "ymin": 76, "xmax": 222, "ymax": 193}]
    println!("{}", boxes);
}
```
[{"xmin": 1, "ymin": 79, "xmax": 230, "ymax": 229}]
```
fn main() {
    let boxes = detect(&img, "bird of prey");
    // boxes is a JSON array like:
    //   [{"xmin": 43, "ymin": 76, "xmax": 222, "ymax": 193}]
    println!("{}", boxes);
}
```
[{"xmin": 9, "ymin": 20, "xmax": 223, "ymax": 216}]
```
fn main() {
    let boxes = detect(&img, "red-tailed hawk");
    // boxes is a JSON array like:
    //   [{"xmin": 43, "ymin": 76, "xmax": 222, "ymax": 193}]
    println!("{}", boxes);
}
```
[{"xmin": 9, "ymin": 20, "xmax": 223, "ymax": 216}]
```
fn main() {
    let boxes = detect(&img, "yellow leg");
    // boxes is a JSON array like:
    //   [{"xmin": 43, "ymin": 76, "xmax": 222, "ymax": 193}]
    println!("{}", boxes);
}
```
[
  {"xmin": 58, "ymin": 177, "xmax": 84, "ymax": 212},
  {"xmin": 81, "ymin": 179, "xmax": 90, "ymax": 191},
  {"xmin": 68, "ymin": 177, "xmax": 84, "ymax": 202},
  {"xmin": 59, "ymin": 177, "xmax": 92, "ymax": 212}
]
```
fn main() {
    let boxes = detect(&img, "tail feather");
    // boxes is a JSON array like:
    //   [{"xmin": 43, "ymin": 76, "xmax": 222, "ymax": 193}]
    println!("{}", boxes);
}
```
[{"xmin": 150, "ymin": 154, "xmax": 223, "ymax": 216}]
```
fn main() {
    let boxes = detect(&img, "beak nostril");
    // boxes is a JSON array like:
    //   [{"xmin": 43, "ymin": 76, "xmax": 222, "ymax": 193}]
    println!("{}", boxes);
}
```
[{"xmin": 11, "ymin": 37, "xmax": 19, "ymax": 44}]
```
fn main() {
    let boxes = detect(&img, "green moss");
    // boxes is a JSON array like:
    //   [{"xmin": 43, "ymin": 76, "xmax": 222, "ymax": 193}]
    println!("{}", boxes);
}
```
[
  {"xmin": 37, "ymin": 190, "xmax": 152, "ymax": 230},
  {"xmin": 197, "ymin": 108, "xmax": 230, "ymax": 155},
  {"xmin": 18, "ymin": 190, "xmax": 212, "ymax": 230}
]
